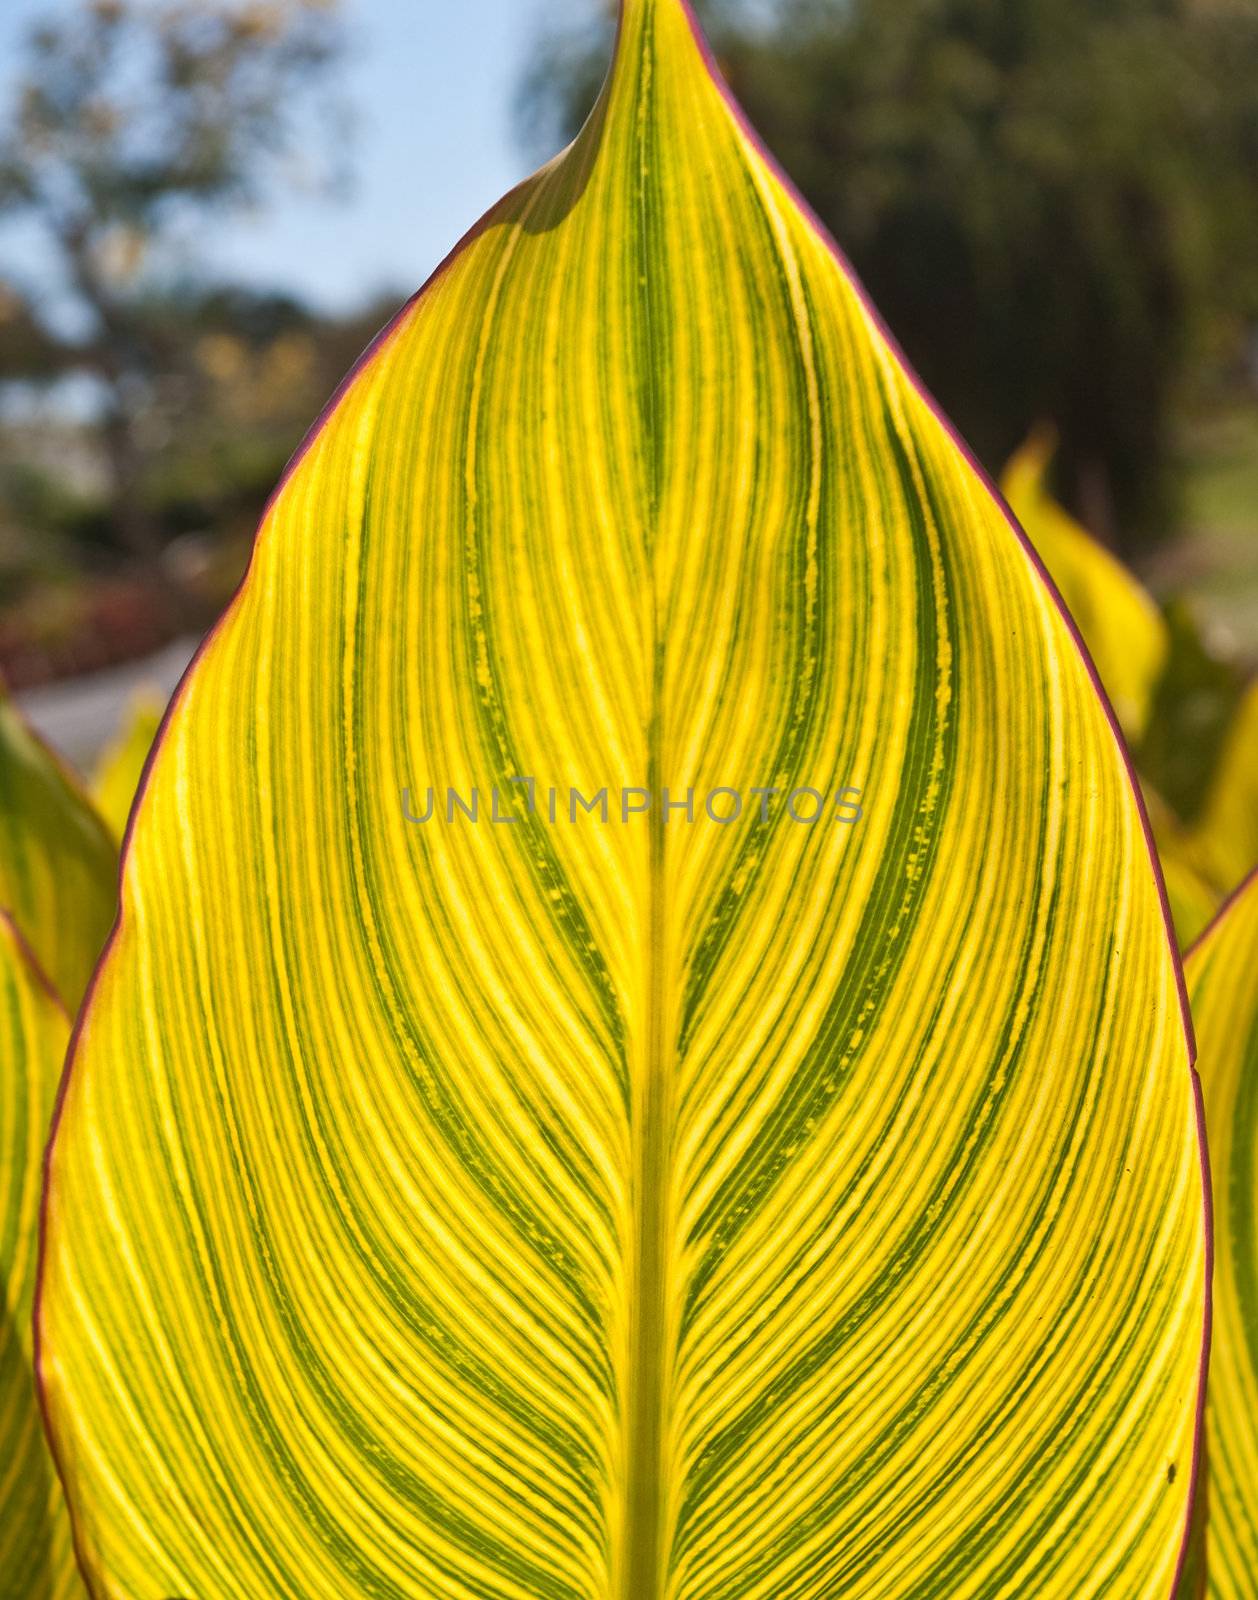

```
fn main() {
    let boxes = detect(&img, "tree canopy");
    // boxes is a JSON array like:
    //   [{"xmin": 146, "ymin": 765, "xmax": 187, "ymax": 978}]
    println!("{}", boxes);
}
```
[{"xmin": 0, "ymin": 0, "xmax": 348, "ymax": 611}]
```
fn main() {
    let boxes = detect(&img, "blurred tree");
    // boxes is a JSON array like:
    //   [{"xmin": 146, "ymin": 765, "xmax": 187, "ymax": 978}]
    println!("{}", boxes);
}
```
[
  {"xmin": 0, "ymin": 0, "xmax": 348, "ymax": 616},
  {"xmin": 521, "ymin": 0, "xmax": 1258, "ymax": 552}
]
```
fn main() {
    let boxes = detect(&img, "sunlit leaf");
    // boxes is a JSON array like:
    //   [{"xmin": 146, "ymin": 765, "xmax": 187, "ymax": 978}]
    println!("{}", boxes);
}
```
[
  {"xmin": 90, "ymin": 690, "xmax": 166, "ymax": 843},
  {"xmin": 0, "ymin": 685, "xmax": 118, "ymax": 1009},
  {"xmin": 1001, "ymin": 426, "xmax": 1168, "ymax": 742},
  {"xmin": 0, "ymin": 915, "xmax": 80, "ymax": 1598},
  {"xmin": 40, "ymin": 3, "xmax": 1206, "ymax": 1596},
  {"xmin": 1186, "ymin": 873, "xmax": 1258, "ymax": 1597}
]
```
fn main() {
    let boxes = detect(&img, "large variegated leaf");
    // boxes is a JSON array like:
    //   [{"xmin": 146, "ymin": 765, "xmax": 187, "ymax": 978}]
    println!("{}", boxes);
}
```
[
  {"xmin": 1001, "ymin": 428, "xmax": 1168, "ymax": 742},
  {"xmin": 1186, "ymin": 874, "xmax": 1258, "ymax": 1597},
  {"xmin": 39, "ymin": 3, "xmax": 1207, "ymax": 1596},
  {"xmin": 0, "ymin": 915, "xmax": 80, "ymax": 1598},
  {"xmin": 0, "ymin": 686, "xmax": 118, "ymax": 1008}
]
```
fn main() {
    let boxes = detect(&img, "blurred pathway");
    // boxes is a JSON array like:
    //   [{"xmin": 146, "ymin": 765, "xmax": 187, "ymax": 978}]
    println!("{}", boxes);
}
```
[{"xmin": 16, "ymin": 637, "xmax": 198, "ymax": 771}]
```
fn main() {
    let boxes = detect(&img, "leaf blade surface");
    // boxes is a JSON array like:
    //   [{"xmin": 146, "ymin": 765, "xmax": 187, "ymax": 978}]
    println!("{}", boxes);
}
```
[
  {"xmin": 0, "ymin": 689, "xmax": 117, "ymax": 1009},
  {"xmin": 40, "ymin": 4, "xmax": 1207, "ymax": 1597},
  {"xmin": 1186, "ymin": 875, "xmax": 1258, "ymax": 1598},
  {"xmin": 0, "ymin": 916, "xmax": 80, "ymax": 1598}
]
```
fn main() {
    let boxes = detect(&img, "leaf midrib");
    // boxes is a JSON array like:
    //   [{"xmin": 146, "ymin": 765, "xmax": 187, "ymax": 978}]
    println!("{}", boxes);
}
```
[
  {"xmin": 622, "ymin": 634, "xmax": 672, "ymax": 1600},
  {"xmin": 621, "ymin": 15, "xmax": 672, "ymax": 1595}
]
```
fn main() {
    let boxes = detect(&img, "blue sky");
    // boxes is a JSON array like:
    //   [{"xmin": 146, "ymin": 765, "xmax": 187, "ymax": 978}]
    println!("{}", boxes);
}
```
[{"xmin": 0, "ymin": 0, "xmax": 591, "ymax": 311}]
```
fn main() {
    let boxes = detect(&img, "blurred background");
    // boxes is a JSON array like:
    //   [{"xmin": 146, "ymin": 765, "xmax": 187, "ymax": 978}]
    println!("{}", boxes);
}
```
[{"xmin": 0, "ymin": 0, "xmax": 1255, "ymax": 836}]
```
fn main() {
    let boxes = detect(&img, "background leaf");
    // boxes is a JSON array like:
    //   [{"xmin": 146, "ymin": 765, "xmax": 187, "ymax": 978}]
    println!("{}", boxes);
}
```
[
  {"xmin": 90, "ymin": 689, "xmax": 165, "ymax": 844},
  {"xmin": 1186, "ymin": 874, "xmax": 1258, "ymax": 1599},
  {"xmin": 40, "ymin": 3, "xmax": 1206, "ymax": 1596},
  {"xmin": 1138, "ymin": 600, "xmax": 1250, "ymax": 830},
  {"xmin": 1145, "ymin": 683, "xmax": 1258, "ymax": 948},
  {"xmin": 0, "ymin": 684, "xmax": 118, "ymax": 1009},
  {"xmin": 0, "ymin": 914, "xmax": 80, "ymax": 1598},
  {"xmin": 1184, "ymin": 683, "xmax": 1258, "ymax": 901},
  {"xmin": 1000, "ymin": 426, "xmax": 1168, "ymax": 742}
]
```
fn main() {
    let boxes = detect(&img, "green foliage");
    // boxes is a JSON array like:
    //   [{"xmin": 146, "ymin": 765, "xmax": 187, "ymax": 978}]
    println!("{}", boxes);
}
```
[
  {"xmin": 1138, "ymin": 598, "xmax": 1248, "ymax": 824},
  {"xmin": 523, "ymin": 0, "xmax": 1258, "ymax": 551}
]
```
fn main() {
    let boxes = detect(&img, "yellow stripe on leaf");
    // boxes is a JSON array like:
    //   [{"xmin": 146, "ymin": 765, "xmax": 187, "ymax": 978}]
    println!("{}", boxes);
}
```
[
  {"xmin": 0, "ymin": 915, "xmax": 80, "ymax": 1598},
  {"xmin": 1186, "ymin": 874, "xmax": 1258, "ymax": 1598},
  {"xmin": 0, "ymin": 686, "xmax": 118, "ymax": 1009},
  {"xmin": 40, "ymin": 3, "xmax": 1206, "ymax": 1596},
  {"xmin": 1001, "ymin": 426, "xmax": 1169, "ymax": 742}
]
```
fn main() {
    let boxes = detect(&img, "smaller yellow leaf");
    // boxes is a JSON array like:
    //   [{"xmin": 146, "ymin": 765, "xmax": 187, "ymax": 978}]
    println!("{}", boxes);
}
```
[
  {"xmin": 0, "ymin": 686, "xmax": 118, "ymax": 1010},
  {"xmin": 0, "ymin": 914, "xmax": 81, "ymax": 1599},
  {"xmin": 90, "ymin": 689, "xmax": 165, "ymax": 843},
  {"xmin": 1186, "ymin": 872, "xmax": 1258, "ymax": 1597},
  {"xmin": 1001, "ymin": 427, "xmax": 1168, "ymax": 742}
]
